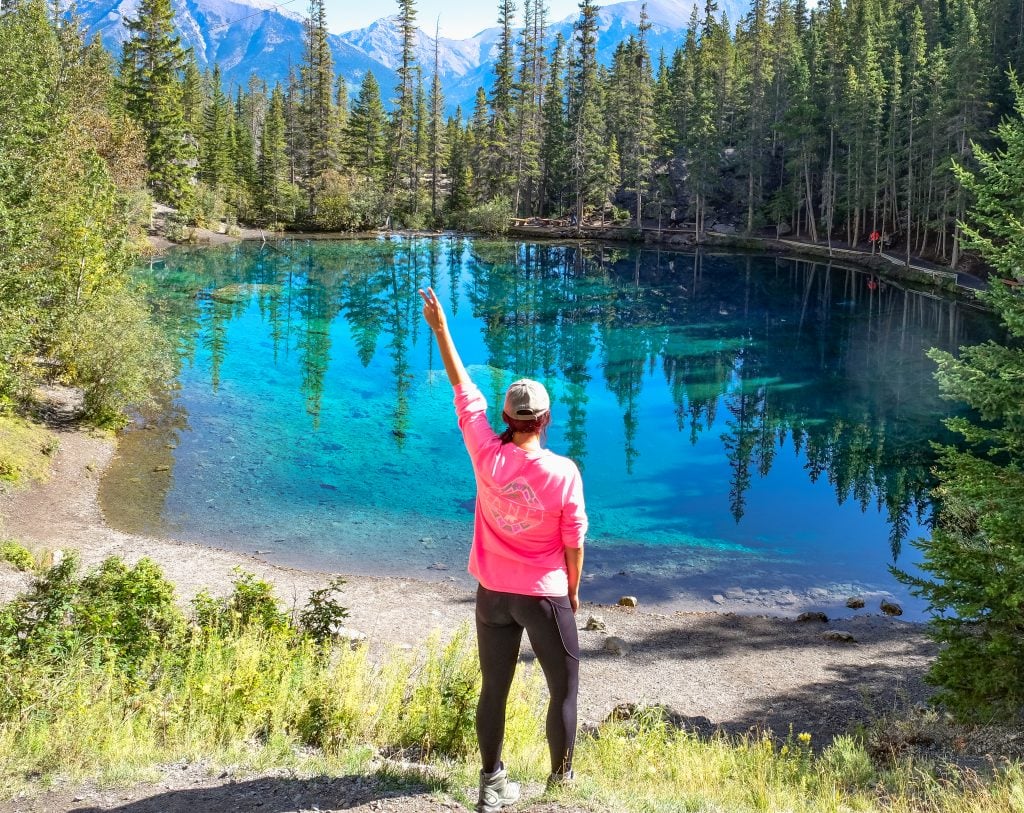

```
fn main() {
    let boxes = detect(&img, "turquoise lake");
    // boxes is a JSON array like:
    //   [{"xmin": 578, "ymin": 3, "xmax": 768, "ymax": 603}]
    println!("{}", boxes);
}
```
[{"xmin": 100, "ymin": 237, "xmax": 995, "ymax": 617}]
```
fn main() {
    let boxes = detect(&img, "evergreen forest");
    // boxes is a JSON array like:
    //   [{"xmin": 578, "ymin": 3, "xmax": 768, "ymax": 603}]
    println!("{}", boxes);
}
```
[{"xmin": 105, "ymin": 0, "xmax": 1024, "ymax": 267}]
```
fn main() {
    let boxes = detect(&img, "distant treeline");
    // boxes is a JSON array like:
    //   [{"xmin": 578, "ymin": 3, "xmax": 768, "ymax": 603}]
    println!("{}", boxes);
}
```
[{"xmin": 113, "ymin": 0, "xmax": 1022, "ymax": 262}]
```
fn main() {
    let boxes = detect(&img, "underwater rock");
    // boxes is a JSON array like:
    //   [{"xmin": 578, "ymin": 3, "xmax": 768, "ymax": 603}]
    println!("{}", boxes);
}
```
[
  {"xmin": 618, "ymin": 596, "xmax": 638, "ymax": 608},
  {"xmin": 880, "ymin": 599, "xmax": 903, "ymax": 616},
  {"xmin": 797, "ymin": 611, "xmax": 829, "ymax": 623},
  {"xmin": 846, "ymin": 596, "xmax": 866, "ymax": 609}
]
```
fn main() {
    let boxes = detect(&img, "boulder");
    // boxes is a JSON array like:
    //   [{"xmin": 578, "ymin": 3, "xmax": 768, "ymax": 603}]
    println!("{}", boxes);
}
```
[
  {"xmin": 797, "ymin": 611, "xmax": 829, "ymax": 623},
  {"xmin": 846, "ymin": 596, "xmax": 866, "ymax": 609},
  {"xmin": 711, "ymin": 594, "xmax": 726, "ymax": 605},
  {"xmin": 822, "ymin": 630, "xmax": 857, "ymax": 643},
  {"xmin": 618, "ymin": 596, "xmax": 638, "ymax": 608},
  {"xmin": 603, "ymin": 636, "xmax": 630, "ymax": 656},
  {"xmin": 584, "ymin": 615, "xmax": 606, "ymax": 632},
  {"xmin": 880, "ymin": 599, "xmax": 903, "ymax": 617},
  {"xmin": 723, "ymin": 587, "xmax": 745, "ymax": 600},
  {"xmin": 330, "ymin": 625, "xmax": 367, "ymax": 648}
]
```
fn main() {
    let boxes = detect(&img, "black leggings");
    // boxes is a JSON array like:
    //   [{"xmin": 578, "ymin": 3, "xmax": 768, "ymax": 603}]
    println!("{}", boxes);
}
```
[{"xmin": 475, "ymin": 584, "xmax": 580, "ymax": 775}]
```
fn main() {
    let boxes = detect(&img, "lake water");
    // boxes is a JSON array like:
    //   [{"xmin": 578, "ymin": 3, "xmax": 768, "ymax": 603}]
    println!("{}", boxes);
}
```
[{"xmin": 100, "ymin": 237, "xmax": 995, "ymax": 617}]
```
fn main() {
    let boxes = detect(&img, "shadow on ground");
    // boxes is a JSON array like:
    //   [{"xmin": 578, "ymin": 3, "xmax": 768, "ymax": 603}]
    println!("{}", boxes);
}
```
[
  {"xmin": 62, "ymin": 773, "xmax": 447, "ymax": 813},
  {"xmin": 573, "ymin": 613, "xmax": 936, "ymax": 743}
]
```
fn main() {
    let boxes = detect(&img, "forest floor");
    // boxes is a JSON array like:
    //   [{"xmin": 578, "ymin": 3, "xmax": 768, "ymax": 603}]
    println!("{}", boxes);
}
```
[{"xmin": 0, "ymin": 399, "xmax": 954, "ymax": 812}]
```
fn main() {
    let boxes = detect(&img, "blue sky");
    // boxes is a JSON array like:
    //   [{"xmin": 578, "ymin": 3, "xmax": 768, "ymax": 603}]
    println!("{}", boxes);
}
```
[{"xmin": 325, "ymin": 0, "xmax": 583, "ymax": 39}]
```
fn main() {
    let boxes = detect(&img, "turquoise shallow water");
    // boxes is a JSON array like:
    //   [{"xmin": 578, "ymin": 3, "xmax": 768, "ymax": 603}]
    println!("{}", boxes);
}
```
[{"xmin": 101, "ymin": 237, "xmax": 995, "ymax": 617}]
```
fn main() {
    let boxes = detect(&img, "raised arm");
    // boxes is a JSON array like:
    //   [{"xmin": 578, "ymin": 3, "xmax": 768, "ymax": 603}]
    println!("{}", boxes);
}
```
[{"xmin": 419, "ymin": 287, "xmax": 470, "ymax": 387}]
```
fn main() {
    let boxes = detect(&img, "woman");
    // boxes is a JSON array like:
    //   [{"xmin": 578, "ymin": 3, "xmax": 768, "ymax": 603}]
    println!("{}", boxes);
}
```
[{"xmin": 418, "ymin": 287, "xmax": 587, "ymax": 813}]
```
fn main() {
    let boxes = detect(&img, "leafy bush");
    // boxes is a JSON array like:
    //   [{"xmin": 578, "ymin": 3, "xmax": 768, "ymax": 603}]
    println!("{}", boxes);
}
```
[
  {"xmin": 75, "ymin": 557, "xmax": 183, "ymax": 667},
  {"xmin": 193, "ymin": 569, "xmax": 290, "ymax": 634},
  {"xmin": 451, "ymin": 197, "xmax": 512, "ymax": 236},
  {"xmin": 611, "ymin": 205, "xmax": 632, "ymax": 224},
  {"xmin": 189, "ymin": 182, "xmax": 227, "ymax": 231},
  {"xmin": 0, "ymin": 553, "xmax": 183, "ymax": 667},
  {"xmin": 56, "ymin": 290, "xmax": 174, "ymax": 427},
  {"xmin": 311, "ymin": 171, "xmax": 386, "ymax": 231},
  {"xmin": 0, "ymin": 541, "xmax": 33, "ymax": 572}
]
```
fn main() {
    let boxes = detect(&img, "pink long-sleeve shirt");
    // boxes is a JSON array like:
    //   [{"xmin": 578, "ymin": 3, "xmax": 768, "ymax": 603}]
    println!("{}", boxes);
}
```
[{"xmin": 454, "ymin": 382, "xmax": 588, "ymax": 597}]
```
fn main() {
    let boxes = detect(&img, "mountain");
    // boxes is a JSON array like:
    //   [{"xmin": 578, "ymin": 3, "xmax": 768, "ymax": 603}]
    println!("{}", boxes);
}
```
[{"xmin": 73, "ymin": 0, "xmax": 746, "ymax": 113}]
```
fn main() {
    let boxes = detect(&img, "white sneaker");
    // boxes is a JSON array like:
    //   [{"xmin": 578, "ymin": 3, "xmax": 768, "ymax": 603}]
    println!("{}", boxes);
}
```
[
  {"xmin": 476, "ymin": 763, "xmax": 521, "ymax": 812},
  {"xmin": 546, "ymin": 768, "xmax": 575, "ymax": 791}
]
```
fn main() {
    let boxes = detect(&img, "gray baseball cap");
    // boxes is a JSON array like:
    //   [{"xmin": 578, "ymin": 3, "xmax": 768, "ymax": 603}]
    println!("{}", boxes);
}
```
[{"xmin": 503, "ymin": 378, "xmax": 550, "ymax": 420}]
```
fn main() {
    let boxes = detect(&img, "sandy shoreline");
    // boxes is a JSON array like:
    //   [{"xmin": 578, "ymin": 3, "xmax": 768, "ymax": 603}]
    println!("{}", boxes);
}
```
[{"xmin": 0, "ymin": 420, "xmax": 936, "ymax": 741}]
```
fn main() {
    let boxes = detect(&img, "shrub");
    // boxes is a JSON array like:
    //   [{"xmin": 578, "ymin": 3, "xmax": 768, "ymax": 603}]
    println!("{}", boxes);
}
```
[
  {"xmin": 56, "ymin": 289, "xmax": 174, "ymax": 427},
  {"xmin": 451, "ymin": 197, "xmax": 512, "ymax": 236},
  {"xmin": 611, "ymin": 205, "xmax": 632, "ymax": 224},
  {"xmin": 398, "ymin": 630, "xmax": 480, "ymax": 759},
  {"xmin": 193, "ymin": 569, "xmax": 290, "ymax": 634},
  {"xmin": 0, "ymin": 554, "xmax": 183, "ymax": 668},
  {"xmin": 0, "ymin": 415, "xmax": 56, "ymax": 483},
  {"xmin": 0, "ymin": 541, "xmax": 33, "ymax": 572},
  {"xmin": 75, "ymin": 557, "xmax": 183, "ymax": 668},
  {"xmin": 820, "ymin": 735, "xmax": 876, "ymax": 789},
  {"xmin": 311, "ymin": 171, "xmax": 386, "ymax": 231},
  {"xmin": 298, "ymin": 577, "xmax": 349, "ymax": 644}
]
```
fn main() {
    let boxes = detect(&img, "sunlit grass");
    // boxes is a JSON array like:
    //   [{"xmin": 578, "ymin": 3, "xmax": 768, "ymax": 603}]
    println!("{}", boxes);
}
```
[
  {"xmin": 0, "ymin": 414, "xmax": 58, "ymax": 485},
  {"xmin": 2, "ymin": 625, "xmax": 1023, "ymax": 811}
]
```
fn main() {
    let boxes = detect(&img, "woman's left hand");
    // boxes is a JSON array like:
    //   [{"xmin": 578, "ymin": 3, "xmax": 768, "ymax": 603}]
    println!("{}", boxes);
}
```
[{"xmin": 418, "ymin": 286, "xmax": 447, "ymax": 333}]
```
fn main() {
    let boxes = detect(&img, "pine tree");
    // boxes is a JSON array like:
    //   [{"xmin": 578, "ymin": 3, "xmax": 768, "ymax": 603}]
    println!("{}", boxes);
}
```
[
  {"xmin": 446, "ymin": 108, "xmax": 473, "ymax": 214},
  {"xmin": 540, "ymin": 34, "xmax": 569, "ymax": 214},
  {"xmin": 301, "ymin": 0, "xmax": 336, "ymax": 214},
  {"xmin": 738, "ymin": 0, "xmax": 772, "ymax": 232},
  {"xmin": 468, "ymin": 86, "xmax": 491, "ymax": 200},
  {"xmin": 511, "ymin": 0, "xmax": 547, "ymax": 215},
  {"xmin": 428, "ymin": 23, "xmax": 446, "ymax": 223},
  {"xmin": 181, "ymin": 51, "xmax": 202, "ymax": 128},
  {"xmin": 390, "ymin": 0, "xmax": 419, "ymax": 211},
  {"xmin": 120, "ymin": 0, "xmax": 195, "ymax": 208},
  {"xmin": 568, "ymin": 0, "xmax": 608, "ymax": 224},
  {"xmin": 257, "ymin": 84, "xmax": 295, "ymax": 222},
  {"xmin": 896, "ymin": 74, "xmax": 1024, "ymax": 719},
  {"xmin": 346, "ymin": 71, "xmax": 387, "ymax": 178},
  {"xmin": 199, "ymin": 65, "xmax": 233, "ymax": 191},
  {"xmin": 492, "ymin": 0, "xmax": 517, "ymax": 122}
]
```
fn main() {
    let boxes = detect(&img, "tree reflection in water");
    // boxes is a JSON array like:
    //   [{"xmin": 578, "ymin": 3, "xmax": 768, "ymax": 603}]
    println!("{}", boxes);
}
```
[{"xmin": 134, "ymin": 237, "xmax": 996, "ymax": 566}]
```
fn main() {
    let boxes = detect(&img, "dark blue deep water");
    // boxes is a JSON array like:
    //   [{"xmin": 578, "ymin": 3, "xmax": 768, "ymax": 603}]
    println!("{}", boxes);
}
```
[{"xmin": 100, "ymin": 238, "xmax": 995, "ymax": 617}]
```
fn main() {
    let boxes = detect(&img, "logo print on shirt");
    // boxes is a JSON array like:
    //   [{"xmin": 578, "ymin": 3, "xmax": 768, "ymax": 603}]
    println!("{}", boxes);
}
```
[{"xmin": 487, "ymin": 477, "xmax": 542, "ymax": 534}]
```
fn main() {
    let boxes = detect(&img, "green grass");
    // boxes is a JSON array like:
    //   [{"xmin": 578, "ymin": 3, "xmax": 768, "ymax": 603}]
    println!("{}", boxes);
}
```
[
  {"xmin": 0, "ymin": 414, "xmax": 58, "ymax": 484},
  {"xmin": 1, "ymin": 558, "xmax": 1022, "ymax": 811},
  {"xmin": 0, "ymin": 540, "xmax": 34, "ymax": 571}
]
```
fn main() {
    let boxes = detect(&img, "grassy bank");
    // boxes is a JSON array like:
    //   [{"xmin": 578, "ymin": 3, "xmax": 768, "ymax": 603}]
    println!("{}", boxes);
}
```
[
  {"xmin": 0, "ymin": 414, "xmax": 58, "ymax": 486},
  {"xmin": 0, "ymin": 557, "xmax": 1022, "ymax": 811}
]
